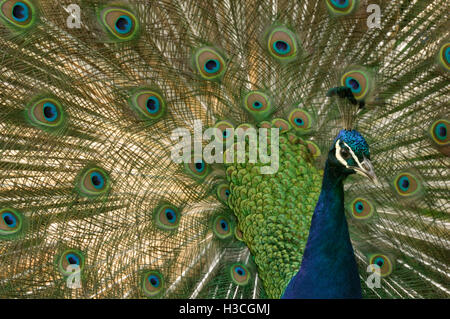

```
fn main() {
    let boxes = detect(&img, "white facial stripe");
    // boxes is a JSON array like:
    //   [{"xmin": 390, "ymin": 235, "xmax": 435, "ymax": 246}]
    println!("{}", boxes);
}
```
[
  {"xmin": 335, "ymin": 140, "xmax": 362, "ymax": 169},
  {"xmin": 335, "ymin": 140, "xmax": 348, "ymax": 167},
  {"xmin": 335, "ymin": 139, "xmax": 380, "ymax": 185},
  {"xmin": 343, "ymin": 141, "xmax": 363, "ymax": 167}
]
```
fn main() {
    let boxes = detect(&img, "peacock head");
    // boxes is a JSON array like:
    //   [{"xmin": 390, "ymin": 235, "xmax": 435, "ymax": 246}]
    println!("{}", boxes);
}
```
[{"xmin": 328, "ymin": 129, "xmax": 380, "ymax": 186}]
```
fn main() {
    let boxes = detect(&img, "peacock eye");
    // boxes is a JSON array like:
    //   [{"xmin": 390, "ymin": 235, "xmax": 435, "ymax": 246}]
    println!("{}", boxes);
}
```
[
  {"xmin": 142, "ymin": 270, "xmax": 164, "ymax": 297},
  {"xmin": 0, "ymin": 208, "xmax": 24, "ymax": 237},
  {"xmin": 0, "ymin": 0, "xmax": 36, "ymax": 29},
  {"xmin": 369, "ymin": 254, "xmax": 393, "ymax": 277},
  {"xmin": 438, "ymin": 43, "xmax": 450, "ymax": 71},
  {"xmin": 340, "ymin": 147, "xmax": 351, "ymax": 159},
  {"xmin": 288, "ymin": 109, "xmax": 313, "ymax": 133},
  {"xmin": 349, "ymin": 197, "xmax": 375, "ymax": 220},
  {"xmin": 271, "ymin": 118, "xmax": 291, "ymax": 133},
  {"xmin": 211, "ymin": 213, "xmax": 234, "ymax": 240},
  {"xmin": 100, "ymin": 7, "xmax": 139, "ymax": 41},
  {"xmin": 243, "ymin": 91, "xmax": 273, "ymax": 121},
  {"xmin": 340, "ymin": 69, "xmax": 372, "ymax": 101},
  {"xmin": 58, "ymin": 249, "xmax": 85, "ymax": 276},
  {"xmin": 306, "ymin": 141, "xmax": 321, "ymax": 159},
  {"xmin": 267, "ymin": 26, "xmax": 298, "ymax": 61},
  {"xmin": 184, "ymin": 155, "xmax": 211, "ymax": 181},
  {"xmin": 216, "ymin": 183, "xmax": 231, "ymax": 204},
  {"xmin": 214, "ymin": 121, "xmax": 234, "ymax": 143},
  {"xmin": 154, "ymin": 203, "xmax": 180, "ymax": 231},
  {"xmin": 429, "ymin": 119, "xmax": 449, "ymax": 145},
  {"xmin": 27, "ymin": 97, "xmax": 65, "ymax": 130},
  {"xmin": 77, "ymin": 166, "xmax": 110, "ymax": 197},
  {"xmin": 130, "ymin": 89, "xmax": 166, "ymax": 121},
  {"xmin": 194, "ymin": 47, "xmax": 227, "ymax": 80},
  {"xmin": 325, "ymin": 0, "xmax": 357, "ymax": 16},
  {"xmin": 393, "ymin": 172, "xmax": 422, "ymax": 197},
  {"xmin": 230, "ymin": 264, "xmax": 250, "ymax": 286}
]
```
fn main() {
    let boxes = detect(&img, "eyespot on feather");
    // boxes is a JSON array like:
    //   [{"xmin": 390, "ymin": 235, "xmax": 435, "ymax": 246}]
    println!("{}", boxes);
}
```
[
  {"xmin": 288, "ymin": 109, "xmax": 313, "ymax": 133},
  {"xmin": 194, "ymin": 47, "xmax": 227, "ymax": 80},
  {"xmin": 0, "ymin": 0, "xmax": 36, "ymax": 29},
  {"xmin": 0, "ymin": 208, "xmax": 24, "ymax": 237},
  {"xmin": 100, "ymin": 7, "xmax": 139, "ymax": 41},
  {"xmin": 429, "ymin": 119, "xmax": 449, "ymax": 145},
  {"xmin": 214, "ymin": 121, "xmax": 234, "ymax": 143},
  {"xmin": 340, "ymin": 69, "xmax": 372, "ymax": 101},
  {"xmin": 230, "ymin": 263, "xmax": 250, "ymax": 285},
  {"xmin": 267, "ymin": 26, "xmax": 298, "ymax": 61},
  {"xmin": 142, "ymin": 270, "xmax": 164, "ymax": 297},
  {"xmin": 216, "ymin": 184, "xmax": 231, "ymax": 204},
  {"xmin": 26, "ymin": 97, "xmax": 65, "ymax": 130},
  {"xmin": 271, "ymin": 118, "xmax": 291, "ymax": 133},
  {"xmin": 153, "ymin": 203, "xmax": 180, "ymax": 231},
  {"xmin": 130, "ymin": 89, "xmax": 166, "ymax": 121},
  {"xmin": 184, "ymin": 155, "xmax": 211, "ymax": 181},
  {"xmin": 369, "ymin": 254, "xmax": 393, "ymax": 277},
  {"xmin": 392, "ymin": 171, "xmax": 423, "ymax": 198},
  {"xmin": 348, "ymin": 197, "xmax": 375, "ymax": 220},
  {"xmin": 306, "ymin": 141, "xmax": 321, "ymax": 158},
  {"xmin": 212, "ymin": 214, "xmax": 233, "ymax": 240},
  {"xmin": 325, "ymin": 0, "xmax": 358, "ymax": 16},
  {"xmin": 58, "ymin": 249, "xmax": 85, "ymax": 276},
  {"xmin": 437, "ymin": 42, "xmax": 450, "ymax": 71},
  {"xmin": 77, "ymin": 167, "xmax": 110, "ymax": 197},
  {"xmin": 243, "ymin": 91, "xmax": 272, "ymax": 121},
  {"xmin": 428, "ymin": 119, "xmax": 450, "ymax": 156}
]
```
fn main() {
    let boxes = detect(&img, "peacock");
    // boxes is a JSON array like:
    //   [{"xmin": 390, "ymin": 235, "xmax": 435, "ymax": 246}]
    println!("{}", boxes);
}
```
[{"xmin": 0, "ymin": 0, "xmax": 448, "ymax": 299}]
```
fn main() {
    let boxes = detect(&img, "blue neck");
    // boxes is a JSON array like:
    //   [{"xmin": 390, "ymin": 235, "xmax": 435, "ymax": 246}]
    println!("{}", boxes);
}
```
[{"xmin": 282, "ymin": 161, "xmax": 362, "ymax": 299}]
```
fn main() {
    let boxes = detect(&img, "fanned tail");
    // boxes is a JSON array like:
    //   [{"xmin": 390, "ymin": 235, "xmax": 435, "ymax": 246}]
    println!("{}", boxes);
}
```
[{"xmin": 0, "ymin": 0, "xmax": 448, "ymax": 298}]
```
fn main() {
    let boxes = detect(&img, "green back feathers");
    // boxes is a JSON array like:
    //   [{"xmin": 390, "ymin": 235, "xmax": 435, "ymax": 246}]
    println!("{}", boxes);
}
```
[{"xmin": 226, "ymin": 125, "xmax": 322, "ymax": 298}]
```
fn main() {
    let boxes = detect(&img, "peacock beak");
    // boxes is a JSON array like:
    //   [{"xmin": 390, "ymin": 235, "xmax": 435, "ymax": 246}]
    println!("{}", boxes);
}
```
[{"xmin": 353, "ymin": 157, "xmax": 381, "ymax": 187}]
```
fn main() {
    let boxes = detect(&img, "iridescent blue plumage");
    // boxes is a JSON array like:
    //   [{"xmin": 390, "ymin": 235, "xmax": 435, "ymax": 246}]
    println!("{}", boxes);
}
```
[
  {"xmin": 283, "ymin": 129, "xmax": 374, "ymax": 299},
  {"xmin": 334, "ymin": 130, "xmax": 370, "ymax": 159}
]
